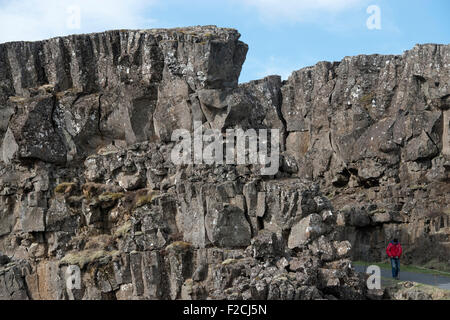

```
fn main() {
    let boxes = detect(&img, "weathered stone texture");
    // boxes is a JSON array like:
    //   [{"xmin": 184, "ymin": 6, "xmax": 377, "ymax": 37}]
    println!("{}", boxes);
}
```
[{"xmin": 0, "ymin": 27, "xmax": 448, "ymax": 300}]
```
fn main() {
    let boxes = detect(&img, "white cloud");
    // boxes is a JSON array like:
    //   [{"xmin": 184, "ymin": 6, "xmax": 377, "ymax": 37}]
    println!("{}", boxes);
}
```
[
  {"xmin": 0, "ymin": 0, "xmax": 158, "ymax": 43},
  {"xmin": 239, "ymin": 0, "xmax": 368, "ymax": 22},
  {"xmin": 257, "ymin": 56, "xmax": 293, "ymax": 80}
]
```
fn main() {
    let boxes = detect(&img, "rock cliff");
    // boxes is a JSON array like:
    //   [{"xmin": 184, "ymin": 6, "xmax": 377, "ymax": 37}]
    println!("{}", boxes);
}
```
[{"xmin": 0, "ymin": 26, "xmax": 448, "ymax": 300}]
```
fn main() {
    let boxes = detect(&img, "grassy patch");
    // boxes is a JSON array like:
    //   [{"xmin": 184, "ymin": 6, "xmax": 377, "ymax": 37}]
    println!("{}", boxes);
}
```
[
  {"xmin": 84, "ymin": 234, "xmax": 114, "ymax": 250},
  {"xmin": 325, "ymin": 190, "xmax": 336, "ymax": 200},
  {"xmin": 135, "ymin": 190, "xmax": 159, "ymax": 208},
  {"xmin": 98, "ymin": 192, "xmax": 125, "ymax": 203},
  {"xmin": 423, "ymin": 259, "xmax": 450, "ymax": 273},
  {"xmin": 386, "ymin": 281, "xmax": 450, "ymax": 300},
  {"xmin": 380, "ymin": 275, "xmax": 401, "ymax": 286},
  {"xmin": 82, "ymin": 183, "xmax": 101, "ymax": 199},
  {"xmin": 55, "ymin": 87, "xmax": 80, "ymax": 99},
  {"xmin": 409, "ymin": 184, "xmax": 427, "ymax": 191},
  {"xmin": 59, "ymin": 249, "xmax": 119, "ymax": 269},
  {"xmin": 370, "ymin": 208, "xmax": 387, "ymax": 214},
  {"xmin": 411, "ymin": 282, "xmax": 450, "ymax": 299},
  {"xmin": 113, "ymin": 221, "xmax": 132, "ymax": 239},
  {"xmin": 222, "ymin": 258, "xmax": 237, "ymax": 266},
  {"xmin": 36, "ymin": 84, "xmax": 55, "ymax": 93},
  {"xmin": 8, "ymin": 96, "xmax": 27, "ymax": 103},
  {"xmin": 353, "ymin": 260, "xmax": 450, "ymax": 277},
  {"xmin": 166, "ymin": 241, "xmax": 192, "ymax": 252},
  {"xmin": 54, "ymin": 182, "xmax": 76, "ymax": 194},
  {"xmin": 82, "ymin": 183, "xmax": 120, "ymax": 200}
]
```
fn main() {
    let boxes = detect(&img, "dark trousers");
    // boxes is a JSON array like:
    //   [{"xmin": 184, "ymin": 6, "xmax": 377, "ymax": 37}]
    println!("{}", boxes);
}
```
[{"xmin": 390, "ymin": 258, "xmax": 400, "ymax": 278}]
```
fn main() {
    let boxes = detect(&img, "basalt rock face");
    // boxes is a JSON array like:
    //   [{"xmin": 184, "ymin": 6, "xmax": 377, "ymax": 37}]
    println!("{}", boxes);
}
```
[
  {"xmin": 0, "ymin": 26, "xmax": 448, "ymax": 300},
  {"xmin": 281, "ymin": 45, "xmax": 450, "ymax": 265},
  {"xmin": 0, "ymin": 26, "xmax": 248, "ymax": 162}
]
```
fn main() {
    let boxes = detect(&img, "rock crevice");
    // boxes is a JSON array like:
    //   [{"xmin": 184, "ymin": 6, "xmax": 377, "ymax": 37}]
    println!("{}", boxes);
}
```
[{"xmin": 0, "ymin": 26, "xmax": 448, "ymax": 300}]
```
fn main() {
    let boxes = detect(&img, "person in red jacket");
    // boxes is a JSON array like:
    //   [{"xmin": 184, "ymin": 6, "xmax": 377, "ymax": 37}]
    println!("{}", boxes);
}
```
[{"xmin": 386, "ymin": 238, "xmax": 402, "ymax": 280}]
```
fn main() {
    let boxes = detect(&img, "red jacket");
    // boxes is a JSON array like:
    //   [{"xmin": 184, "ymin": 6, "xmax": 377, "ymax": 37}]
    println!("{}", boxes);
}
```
[{"xmin": 386, "ymin": 242, "xmax": 402, "ymax": 258}]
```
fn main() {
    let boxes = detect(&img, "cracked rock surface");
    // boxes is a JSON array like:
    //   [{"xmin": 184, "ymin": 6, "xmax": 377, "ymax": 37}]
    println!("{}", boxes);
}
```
[{"xmin": 0, "ymin": 26, "xmax": 448, "ymax": 300}]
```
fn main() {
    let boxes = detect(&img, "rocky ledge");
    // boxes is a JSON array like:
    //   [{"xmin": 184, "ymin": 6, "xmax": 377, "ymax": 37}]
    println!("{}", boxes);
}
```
[{"xmin": 0, "ymin": 26, "xmax": 448, "ymax": 300}]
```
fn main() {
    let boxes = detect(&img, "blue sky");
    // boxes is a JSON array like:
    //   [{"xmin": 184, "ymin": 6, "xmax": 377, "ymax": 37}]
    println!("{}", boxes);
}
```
[{"xmin": 0, "ymin": 0, "xmax": 449, "ymax": 82}]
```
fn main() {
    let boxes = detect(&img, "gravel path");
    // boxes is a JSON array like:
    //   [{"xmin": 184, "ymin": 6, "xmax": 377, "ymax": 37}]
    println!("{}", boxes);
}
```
[{"xmin": 354, "ymin": 265, "xmax": 450, "ymax": 290}]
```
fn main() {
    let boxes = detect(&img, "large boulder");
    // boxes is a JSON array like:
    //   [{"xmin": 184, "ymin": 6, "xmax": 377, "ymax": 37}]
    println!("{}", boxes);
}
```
[
  {"xmin": 5, "ymin": 95, "xmax": 67, "ymax": 164},
  {"xmin": 288, "ymin": 214, "xmax": 328, "ymax": 249},
  {"xmin": 205, "ymin": 203, "xmax": 251, "ymax": 248}
]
